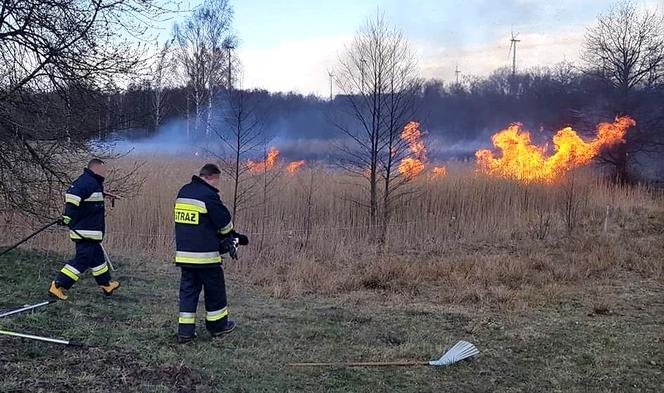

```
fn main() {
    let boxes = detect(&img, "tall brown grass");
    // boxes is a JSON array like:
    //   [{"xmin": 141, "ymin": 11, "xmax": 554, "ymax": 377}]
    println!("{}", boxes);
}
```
[{"xmin": 1, "ymin": 156, "xmax": 662, "ymax": 305}]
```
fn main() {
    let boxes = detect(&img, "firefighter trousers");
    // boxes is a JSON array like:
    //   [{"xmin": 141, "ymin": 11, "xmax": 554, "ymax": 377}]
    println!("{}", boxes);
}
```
[
  {"xmin": 56, "ymin": 240, "xmax": 112, "ymax": 289},
  {"xmin": 177, "ymin": 266, "xmax": 229, "ymax": 337}
]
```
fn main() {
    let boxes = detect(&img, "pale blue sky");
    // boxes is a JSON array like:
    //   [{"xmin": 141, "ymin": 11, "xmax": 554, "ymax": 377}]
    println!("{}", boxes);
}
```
[{"xmin": 167, "ymin": 0, "xmax": 663, "ymax": 95}]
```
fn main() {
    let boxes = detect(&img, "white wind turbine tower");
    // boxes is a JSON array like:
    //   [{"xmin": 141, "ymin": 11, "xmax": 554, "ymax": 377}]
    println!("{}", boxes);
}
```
[
  {"xmin": 509, "ymin": 30, "xmax": 521, "ymax": 77},
  {"xmin": 328, "ymin": 71, "xmax": 334, "ymax": 101}
]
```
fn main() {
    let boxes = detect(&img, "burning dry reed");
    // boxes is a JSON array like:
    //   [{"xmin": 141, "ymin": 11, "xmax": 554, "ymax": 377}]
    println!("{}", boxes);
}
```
[{"xmin": 1, "ymin": 156, "xmax": 662, "ymax": 305}]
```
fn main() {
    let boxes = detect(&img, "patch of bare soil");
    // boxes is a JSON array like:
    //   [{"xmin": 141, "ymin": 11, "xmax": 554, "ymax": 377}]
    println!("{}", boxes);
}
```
[{"xmin": 0, "ymin": 346, "xmax": 215, "ymax": 393}]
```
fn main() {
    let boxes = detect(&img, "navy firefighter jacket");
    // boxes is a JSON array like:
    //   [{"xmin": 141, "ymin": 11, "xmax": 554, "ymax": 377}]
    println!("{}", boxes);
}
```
[
  {"xmin": 174, "ymin": 176, "xmax": 234, "ymax": 267},
  {"xmin": 63, "ymin": 168, "xmax": 105, "ymax": 241}
]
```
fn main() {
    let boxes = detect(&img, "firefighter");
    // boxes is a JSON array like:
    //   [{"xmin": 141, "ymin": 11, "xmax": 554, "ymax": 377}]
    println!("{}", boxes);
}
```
[
  {"xmin": 48, "ymin": 159, "xmax": 120, "ymax": 300},
  {"xmin": 174, "ymin": 163, "xmax": 248, "ymax": 344}
]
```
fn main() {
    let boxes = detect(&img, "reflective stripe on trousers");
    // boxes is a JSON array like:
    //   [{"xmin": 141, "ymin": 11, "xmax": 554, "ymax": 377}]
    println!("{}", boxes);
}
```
[
  {"xmin": 60, "ymin": 264, "xmax": 81, "ymax": 281},
  {"xmin": 178, "ymin": 312, "xmax": 196, "ymax": 324},
  {"xmin": 206, "ymin": 307, "xmax": 228, "ymax": 322},
  {"xmin": 91, "ymin": 262, "xmax": 109, "ymax": 277}
]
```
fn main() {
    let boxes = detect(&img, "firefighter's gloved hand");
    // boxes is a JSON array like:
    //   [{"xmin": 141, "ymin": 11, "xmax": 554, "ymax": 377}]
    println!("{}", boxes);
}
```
[
  {"xmin": 57, "ymin": 216, "xmax": 71, "ymax": 227},
  {"xmin": 228, "ymin": 244, "xmax": 238, "ymax": 260},
  {"xmin": 233, "ymin": 232, "xmax": 249, "ymax": 246},
  {"xmin": 219, "ymin": 237, "xmax": 239, "ymax": 260}
]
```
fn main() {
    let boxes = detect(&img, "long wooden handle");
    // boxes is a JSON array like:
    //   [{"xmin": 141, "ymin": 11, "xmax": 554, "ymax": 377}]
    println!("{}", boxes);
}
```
[
  {"xmin": 0, "ymin": 220, "xmax": 58, "ymax": 257},
  {"xmin": 289, "ymin": 361, "xmax": 429, "ymax": 368}
]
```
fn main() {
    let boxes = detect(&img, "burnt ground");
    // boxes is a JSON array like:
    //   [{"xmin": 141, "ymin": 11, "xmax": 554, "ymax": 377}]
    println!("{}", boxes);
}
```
[{"xmin": 0, "ymin": 251, "xmax": 663, "ymax": 392}]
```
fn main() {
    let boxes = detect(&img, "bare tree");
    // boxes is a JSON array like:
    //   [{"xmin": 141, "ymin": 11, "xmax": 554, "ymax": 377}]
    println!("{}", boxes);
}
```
[
  {"xmin": 0, "ymin": 0, "xmax": 168, "ymax": 216},
  {"xmin": 334, "ymin": 13, "xmax": 421, "ymax": 240},
  {"xmin": 151, "ymin": 42, "xmax": 175, "ymax": 132},
  {"xmin": 302, "ymin": 168, "xmax": 317, "ymax": 250},
  {"xmin": 583, "ymin": 0, "xmax": 664, "ymax": 182},
  {"xmin": 378, "ymin": 47, "xmax": 422, "ymax": 242},
  {"xmin": 173, "ymin": 0, "xmax": 236, "ymax": 139},
  {"xmin": 252, "ymin": 140, "xmax": 282, "ymax": 253},
  {"xmin": 214, "ymin": 89, "xmax": 266, "ymax": 218},
  {"xmin": 584, "ymin": 2, "xmax": 664, "ymax": 93}
]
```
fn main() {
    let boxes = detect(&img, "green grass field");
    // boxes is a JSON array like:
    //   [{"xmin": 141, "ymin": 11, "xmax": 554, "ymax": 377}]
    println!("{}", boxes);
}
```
[{"xmin": 1, "ymin": 250, "xmax": 663, "ymax": 392}]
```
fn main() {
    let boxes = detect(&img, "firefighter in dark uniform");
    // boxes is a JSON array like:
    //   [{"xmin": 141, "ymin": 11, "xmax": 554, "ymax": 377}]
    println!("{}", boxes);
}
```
[
  {"xmin": 174, "ymin": 163, "xmax": 248, "ymax": 343},
  {"xmin": 48, "ymin": 159, "xmax": 120, "ymax": 300}
]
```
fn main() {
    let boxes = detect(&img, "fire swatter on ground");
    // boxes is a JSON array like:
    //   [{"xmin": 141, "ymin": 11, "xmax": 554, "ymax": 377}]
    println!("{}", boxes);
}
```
[{"xmin": 289, "ymin": 340, "xmax": 480, "ymax": 368}]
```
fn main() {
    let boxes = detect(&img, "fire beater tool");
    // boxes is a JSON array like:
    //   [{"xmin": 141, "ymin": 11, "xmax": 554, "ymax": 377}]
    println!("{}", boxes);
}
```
[
  {"xmin": 1, "ymin": 301, "xmax": 82, "ymax": 347},
  {"xmin": 0, "ymin": 328, "xmax": 83, "ymax": 347},
  {"xmin": 100, "ymin": 243, "xmax": 116, "ymax": 271},
  {"xmin": 0, "ymin": 220, "xmax": 60, "ymax": 258},
  {"xmin": 289, "ymin": 340, "xmax": 479, "ymax": 368},
  {"xmin": 0, "ymin": 300, "xmax": 55, "ymax": 319}
]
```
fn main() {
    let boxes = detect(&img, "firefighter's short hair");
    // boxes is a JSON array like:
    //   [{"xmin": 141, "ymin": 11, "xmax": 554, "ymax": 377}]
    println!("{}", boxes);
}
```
[
  {"xmin": 199, "ymin": 163, "xmax": 221, "ymax": 177},
  {"xmin": 87, "ymin": 158, "xmax": 105, "ymax": 168}
]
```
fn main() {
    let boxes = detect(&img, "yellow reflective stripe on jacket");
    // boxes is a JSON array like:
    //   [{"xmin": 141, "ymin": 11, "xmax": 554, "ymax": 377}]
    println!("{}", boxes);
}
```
[
  {"xmin": 178, "ymin": 312, "xmax": 196, "ymax": 324},
  {"xmin": 206, "ymin": 307, "xmax": 228, "ymax": 322},
  {"xmin": 61, "ymin": 264, "xmax": 80, "ymax": 281},
  {"xmin": 70, "ymin": 230, "xmax": 104, "ymax": 240},
  {"xmin": 91, "ymin": 263, "xmax": 109, "ymax": 277},
  {"xmin": 218, "ymin": 221, "xmax": 234, "ymax": 235},
  {"xmin": 176, "ymin": 256, "xmax": 221, "ymax": 264},
  {"xmin": 65, "ymin": 193, "xmax": 82, "ymax": 206},
  {"xmin": 174, "ymin": 198, "xmax": 208, "ymax": 214},
  {"xmin": 84, "ymin": 192, "xmax": 104, "ymax": 202},
  {"xmin": 175, "ymin": 251, "xmax": 221, "ymax": 264}
]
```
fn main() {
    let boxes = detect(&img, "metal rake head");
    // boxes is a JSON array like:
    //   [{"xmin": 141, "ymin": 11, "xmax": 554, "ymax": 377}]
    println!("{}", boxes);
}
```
[{"xmin": 429, "ymin": 340, "xmax": 480, "ymax": 366}]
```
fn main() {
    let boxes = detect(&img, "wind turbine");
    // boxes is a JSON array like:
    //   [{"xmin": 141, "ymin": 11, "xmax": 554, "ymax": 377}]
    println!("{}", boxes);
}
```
[
  {"xmin": 328, "ymin": 71, "xmax": 334, "ymax": 101},
  {"xmin": 455, "ymin": 63, "xmax": 461, "ymax": 85},
  {"xmin": 509, "ymin": 31, "xmax": 521, "ymax": 77}
]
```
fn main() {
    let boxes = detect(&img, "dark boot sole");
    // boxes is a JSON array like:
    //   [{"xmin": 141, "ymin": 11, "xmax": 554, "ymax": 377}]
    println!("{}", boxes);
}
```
[
  {"xmin": 48, "ymin": 292, "xmax": 67, "ymax": 301},
  {"xmin": 177, "ymin": 332, "xmax": 198, "ymax": 344},
  {"xmin": 210, "ymin": 325, "xmax": 236, "ymax": 338},
  {"xmin": 177, "ymin": 337, "xmax": 195, "ymax": 344}
]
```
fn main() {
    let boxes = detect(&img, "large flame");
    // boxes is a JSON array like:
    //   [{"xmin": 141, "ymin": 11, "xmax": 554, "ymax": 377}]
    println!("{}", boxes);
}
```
[
  {"xmin": 475, "ymin": 116, "xmax": 635, "ymax": 183},
  {"xmin": 247, "ymin": 147, "xmax": 280, "ymax": 172},
  {"xmin": 287, "ymin": 160, "xmax": 305, "ymax": 174},
  {"xmin": 398, "ymin": 121, "xmax": 427, "ymax": 179}
]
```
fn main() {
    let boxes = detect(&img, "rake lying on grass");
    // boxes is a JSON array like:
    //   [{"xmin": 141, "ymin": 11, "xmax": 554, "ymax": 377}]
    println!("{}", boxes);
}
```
[{"xmin": 289, "ymin": 340, "xmax": 479, "ymax": 368}]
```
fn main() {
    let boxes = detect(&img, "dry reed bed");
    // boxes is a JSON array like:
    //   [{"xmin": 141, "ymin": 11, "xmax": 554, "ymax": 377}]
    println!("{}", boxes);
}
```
[{"xmin": 1, "ymin": 157, "xmax": 662, "ymax": 304}]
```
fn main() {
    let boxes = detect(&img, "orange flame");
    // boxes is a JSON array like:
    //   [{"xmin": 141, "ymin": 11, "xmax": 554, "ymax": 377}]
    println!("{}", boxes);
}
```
[
  {"xmin": 247, "ymin": 147, "xmax": 280, "ymax": 172},
  {"xmin": 399, "ymin": 158, "xmax": 425, "ymax": 178},
  {"xmin": 430, "ymin": 166, "xmax": 448, "ymax": 179},
  {"xmin": 398, "ymin": 121, "xmax": 427, "ymax": 179},
  {"xmin": 475, "ymin": 116, "xmax": 635, "ymax": 183},
  {"xmin": 287, "ymin": 160, "xmax": 305, "ymax": 174}
]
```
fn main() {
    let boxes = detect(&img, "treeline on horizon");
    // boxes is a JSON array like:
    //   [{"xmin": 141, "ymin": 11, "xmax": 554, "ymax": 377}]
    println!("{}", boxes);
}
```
[{"xmin": 103, "ymin": 63, "xmax": 664, "ymax": 152}]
